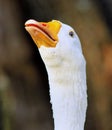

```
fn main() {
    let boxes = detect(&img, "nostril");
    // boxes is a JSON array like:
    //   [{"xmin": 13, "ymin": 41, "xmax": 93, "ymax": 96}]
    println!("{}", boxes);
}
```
[{"xmin": 42, "ymin": 23, "xmax": 47, "ymax": 26}]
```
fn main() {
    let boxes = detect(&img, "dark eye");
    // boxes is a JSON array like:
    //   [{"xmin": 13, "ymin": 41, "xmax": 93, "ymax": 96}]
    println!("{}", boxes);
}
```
[{"xmin": 69, "ymin": 31, "xmax": 74, "ymax": 37}]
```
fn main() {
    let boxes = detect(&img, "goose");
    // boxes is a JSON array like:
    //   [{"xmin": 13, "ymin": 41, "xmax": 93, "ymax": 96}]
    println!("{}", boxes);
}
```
[{"xmin": 25, "ymin": 19, "xmax": 87, "ymax": 130}]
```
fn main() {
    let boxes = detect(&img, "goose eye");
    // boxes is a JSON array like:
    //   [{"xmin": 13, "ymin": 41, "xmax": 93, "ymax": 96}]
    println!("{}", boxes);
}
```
[{"xmin": 69, "ymin": 31, "xmax": 74, "ymax": 37}]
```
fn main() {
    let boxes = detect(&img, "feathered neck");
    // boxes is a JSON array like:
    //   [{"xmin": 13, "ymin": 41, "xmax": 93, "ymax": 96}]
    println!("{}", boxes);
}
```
[{"xmin": 45, "ymin": 60, "xmax": 87, "ymax": 130}]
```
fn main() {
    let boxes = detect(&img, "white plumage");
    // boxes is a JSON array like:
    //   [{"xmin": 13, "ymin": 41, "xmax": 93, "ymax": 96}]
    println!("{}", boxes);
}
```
[{"xmin": 25, "ymin": 20, "xmax": 87, "ymax": 130}]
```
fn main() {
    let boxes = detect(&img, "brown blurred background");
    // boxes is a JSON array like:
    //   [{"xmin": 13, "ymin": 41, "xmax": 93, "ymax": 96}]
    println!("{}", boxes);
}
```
[{"xmin": 0, "ymin": 0, "xmax": 112, "ymax": 130}]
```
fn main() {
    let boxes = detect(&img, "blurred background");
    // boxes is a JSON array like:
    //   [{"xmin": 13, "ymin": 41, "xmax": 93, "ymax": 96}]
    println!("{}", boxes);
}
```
[{"xmin": 0, "ymin": 0, "xmax": 112, "ymax": 130}]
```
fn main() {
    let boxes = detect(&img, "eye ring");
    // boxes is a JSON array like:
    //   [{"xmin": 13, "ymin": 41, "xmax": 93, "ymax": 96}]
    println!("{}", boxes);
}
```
[{"xmin": 69, "ymin": 31, "xmax": 75, "ymax": 37}]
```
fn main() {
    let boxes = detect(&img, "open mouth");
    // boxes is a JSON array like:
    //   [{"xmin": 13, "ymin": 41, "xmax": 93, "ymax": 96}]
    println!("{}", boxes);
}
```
[
  {"xmin": 25, "ymin": 19, "xmax": 61, "ymax": 48},
  {"xmin": 25, "ymin": 23, "xmax": 56, "ymax": 42}
]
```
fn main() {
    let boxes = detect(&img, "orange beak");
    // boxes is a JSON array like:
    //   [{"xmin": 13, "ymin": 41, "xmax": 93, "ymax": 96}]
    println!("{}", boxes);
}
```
[{"xmin": 25, "ymin": 19, "xmax": 61, "ymax": 48}]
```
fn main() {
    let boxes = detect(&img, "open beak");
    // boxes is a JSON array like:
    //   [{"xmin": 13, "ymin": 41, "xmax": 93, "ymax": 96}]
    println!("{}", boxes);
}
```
[{"xmin": 25, "ymin": 19, "xmax": 61, "ymax": 48}]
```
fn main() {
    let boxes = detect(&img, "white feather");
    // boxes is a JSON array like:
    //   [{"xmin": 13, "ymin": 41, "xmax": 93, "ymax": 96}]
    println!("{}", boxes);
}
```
[{"xmin": 39, "ymin": 22, "xmax": 87, "ymax": 130}]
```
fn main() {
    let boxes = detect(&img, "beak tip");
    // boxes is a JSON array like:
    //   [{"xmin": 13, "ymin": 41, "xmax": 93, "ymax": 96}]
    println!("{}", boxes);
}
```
[{"xmin": 25, "ymin": 19, "xmax": 37, "ymax": 26}]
